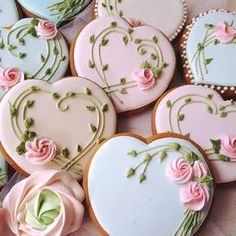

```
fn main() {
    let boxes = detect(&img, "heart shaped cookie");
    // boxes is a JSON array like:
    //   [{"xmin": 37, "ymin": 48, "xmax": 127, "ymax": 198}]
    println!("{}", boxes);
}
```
[
  {"xmin": 181, "ymin": 10, "xmax": 236, "ymax": 98},
  {"xmin": 95, "ymin": 0, "xmax": 187, "ymax": 41},
  {"xmin": 84, "ymin": 133, "xmax": 214, "ymax": 236},
  {"xmin": 71, "ymin": 16, "xmax": 176, "ymax": 114},
  {"xmin": 0, "ymin": 0, "xmax": 19, "ymax": 27},
  {"xmin": 17, "ymin": 0, "xmax": 92, "ymax": 25},
  {"xmin": 0, "ymin": 18, "xmax": 69, "ymax": 99},
  {"xmin": 0, "ymin": 77, "xmax": 116, "ymax": 180},
  {"xmin": 153, "ymin": 85, "xmax": 236, "ymax": 183}
]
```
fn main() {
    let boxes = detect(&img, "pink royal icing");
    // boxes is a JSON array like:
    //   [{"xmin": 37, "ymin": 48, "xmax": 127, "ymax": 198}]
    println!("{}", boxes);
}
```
[
  {"xmin": 214, "ymin": 22, "xmax": 236, "ymax": 43},
  {"xmin": 36, "ymin": 20, "xmax": 58, "ymax": 39},
  {"xmin": 3, "ymin": 170, "xmax": 85, "ymax": 236},
  {"xmin": 133, "ymin": 69, "xmax": 156, "ymax": 90},
  {"xmin": 167, "ymin": 158, "xmax": 193, "ymax": 184},
  {"xmin": 180, "ymin": 181, "xmax": 210, "ymax": 211},
  {"xmin": 220, "ymin": 135, "xmax": 236, "ymax": 161},
  {"xmin": 25, "ymin": 136, "xmax": 57, "ymax": 165},
  {"xmin": 0, "ymin": 67, "xmax": 24, "ymax": 91},
  {"xmin": 127, "ymin": 18, "xmax": 145, "ymax": 27},
  {"xmin": 193, "ymin": 161, "xmax": 208, "ymax": 178}
]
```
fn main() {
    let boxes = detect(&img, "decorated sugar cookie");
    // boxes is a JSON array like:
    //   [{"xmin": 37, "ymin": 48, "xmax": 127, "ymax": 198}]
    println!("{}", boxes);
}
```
[
  {"xmin": 0, "ymin": 1, "xmax": 19, "ymax": 28},
  {"xmin": 0, "ymin": 18, "xmax": 69, "ymax": 99},
  {"xmin": 3, "ymin": 170, "xmax": 85, "ymax": 235},
  {"xmin": 72, "ymin": 16, "xmax": 176, "ymax": 114},
  {"xmin": 181, "ymin": 10, "xmax": 236, "ymax": 98},
  {"xmin": 0, "ymin": 77, "xmax": 116, "ymax": 180},
  {"xmin": 0, "ymin": 156, "xmax": 7, "ymax": 188},
  {"xmin": 17, "ymin": 0, "xmax": 92, "ymax": 25},
  {"xmin": 153, "ymin": 85, "xmax": 236, "ymax": 183},
  {"xmin": 95, "ymin": 0, "xmax": 187, "ymax": 41},
  {"xmin": 84, "ymin": 133, "xmax": 214, "ymax": 236}
]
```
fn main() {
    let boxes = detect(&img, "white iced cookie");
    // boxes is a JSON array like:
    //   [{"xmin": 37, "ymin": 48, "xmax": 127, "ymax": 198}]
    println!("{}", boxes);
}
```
[
  {"xmin": 95, "ymin": 0, "xmax": 187, "ymax": 41},
  {"xmin": 0, "ymin": 1, "xmax": 19, "ymax": 27},
  {"xmin": 84, "ymin": 134, "xmax": 214, "ymax": 236},
  {"xmin": 181, "ymin": 10, "xmax": 236, "ymax": 98}
]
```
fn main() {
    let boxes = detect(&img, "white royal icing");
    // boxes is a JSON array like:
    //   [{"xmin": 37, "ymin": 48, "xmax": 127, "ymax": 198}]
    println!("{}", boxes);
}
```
[
  {"xmin": 186, "ymin": 11, "xmax": 236, "ymax": 87},
  {"xmin": 0, "ymin": 0, "xmax": 19, "ymax": 27},
  {"xmin": 96, "ymin": 0, "xmax": 187, "ymax": 41},
  {"xmin": 87, "ymin": 136, "xmax": 214, "ymax": 236}
]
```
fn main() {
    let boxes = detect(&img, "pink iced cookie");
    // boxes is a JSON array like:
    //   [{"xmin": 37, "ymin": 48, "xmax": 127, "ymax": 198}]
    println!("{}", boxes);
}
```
[
  {"xmin": 153, "ymin": 85, "xmax": 236, "ymax": 183},
  {"xmin": 72, "ymin": 16, "xmax": 176, "ymax": 114},
  {"xmin": 0, "ymin": 77, "xmax": 116, "ymax": 180}
]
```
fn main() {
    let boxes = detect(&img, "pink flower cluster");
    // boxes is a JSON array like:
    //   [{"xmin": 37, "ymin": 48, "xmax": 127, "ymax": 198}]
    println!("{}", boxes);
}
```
[
  {"xmin": 134, "ymin": 68, "xmax": 156, "ymax": 90},
  {"xmin": 36, "ymin": 20, "xmax": 58, "ymax": 40},
  {"xmin": 214, "ymin": 22, "xmax": 236, "ymax": 43},
  {"xmin": 220, "ymin": 135, "xmax": 236, "ymax": 161},
  {"xmin": 167, "ymin": 158, "xmax": 210, "ymax": 211}
]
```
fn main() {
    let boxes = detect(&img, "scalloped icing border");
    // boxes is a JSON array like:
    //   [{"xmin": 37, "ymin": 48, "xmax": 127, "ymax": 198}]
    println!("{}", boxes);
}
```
[
  {"xmin": 181, "ymin": 9, "xmax": 236, "ymax": 96},
  {"xmin": 94, "ymin": 0, "xmax": 187, "ymax": 41}
]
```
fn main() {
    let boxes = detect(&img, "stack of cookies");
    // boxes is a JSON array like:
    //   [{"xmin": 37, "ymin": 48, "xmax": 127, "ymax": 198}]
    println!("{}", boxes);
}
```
[{"xmin": 0, "ymin": 1, "xmax": 235, "ymax": 235}]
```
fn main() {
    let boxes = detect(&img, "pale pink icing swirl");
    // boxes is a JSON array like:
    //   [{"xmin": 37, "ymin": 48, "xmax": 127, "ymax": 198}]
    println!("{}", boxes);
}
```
[
  {"xmin": 193, "ymin": 161, "xmax": 208, "ymax": 178},
  {"xmin": 166, "ymin": 158, "xmax": 193, "ymax": 184},
  {"xmin": 180, "ymin": 181, "xmax": 210, "ymax": 211},
  {"xmin": 214, "ymin": 22, "xmax": 236, "ymax": 43},
  {"xmin": 0, "ymin": 67, "xmax": 24, "ymax": 91},
  {"xmin": 3, "ymin": 170, "xmax": 85, "ymax": 236},
  {"xmin": 36, "ymin": 20, "xmax": 58, "ymax": 39},
  {"xmin": 25, "ymin": 136, "xmax": 57, "ymax": 165},
  {"xmin": 134, "ymin": 69, "xmax": 156, "ymax": 90},
  {"xmin": 220, "ymin": 135, "xmax": 236, "ymax": 161}
]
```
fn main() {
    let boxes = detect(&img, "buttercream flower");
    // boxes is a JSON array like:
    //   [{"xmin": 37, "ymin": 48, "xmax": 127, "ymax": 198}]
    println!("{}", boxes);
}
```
[
  {"xmin": 127, "ymin": 18, "xmax": 145, "ymax": 27},
  {"xmin": 25, "ymin": 136, "xmax": 57, "ymax": 165},
  {"xmin": 214, "ymin": 22, "xmax": 236, "ymax": 43},
  {"xmin": 193, "ymin": 161, "xmax": 208, "ymax": 178},
  {"xmin": 3, "ymin": 170, "xmax": 85, "ymax": 236},
  {"xmin": 220, "ymin": 135, "xmax": 236, "ymax": 161},
  {"xmin": 167, "ymin": 158, "xmax": 193, "ymax": 184},
  {"xmin": 134, "ymin": 68, "xmax": 156, "ymax": 90},
  {"xmin": 0, "ymin": 67, "xmax": 24, "ymax": 91},
  {"xmin": 180, "ymin": 181, "xmax": 210, "ymax": 211},
  {"xmin": 36, "ymin": 20, "xmax": 58, "ymax": 39}
]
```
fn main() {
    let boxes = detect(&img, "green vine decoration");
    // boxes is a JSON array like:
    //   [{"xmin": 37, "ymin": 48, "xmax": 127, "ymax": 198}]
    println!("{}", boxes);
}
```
[
  {"xmin": 9, "ymin": 86, "xmax": 107, "ymax": 176},
  {"xmin": 88, "ymin": 21, "xmax": 165, "ymax": 104},
  {"xmin": 191, "ymin": 22, "xmax": 236, "ymax": 81},
  {"xmin": 48, "ymin": 0, "xmax": 89, "ymax": 26},
  {"xmin": 126, "ymin": 142, "xmax": 213, "ymax": 236},
  {"xmin": 166, "ymin": 93, "xmax": 236, "ymax": 162},
  {"xmin": 0, "ymin": 168, "xmax": 7, "ymax": 187},
  {"xmin": 0, "ymin": 18, "xmax": 66, "ymax": 81},
  {"xmin": 102, "ymin": 0, "xmax": 123, "ymax": 17}
]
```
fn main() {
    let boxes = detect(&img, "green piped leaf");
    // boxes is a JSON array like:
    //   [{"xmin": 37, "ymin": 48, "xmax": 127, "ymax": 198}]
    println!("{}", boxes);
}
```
[
  {"xmin": 61, "ymin": 148, "xmax": 69, "ymax": 158},
  {"xmin": 101, "ymin": 104, "xmax": 108, "ymax": 112},
  {"xmin": 16, "ymin": 142, "xmax": 26, "ymax": 155},
  {"xmin": 128, "ymin": 150, "xmax": 138, "ymax": 157},
  {"xmin": 85, "ymin": 88, "xmax": 92, "ymax": 95},
  {"xmin": 24, "ymin": 118, "xmax": 34, "ymax": 129},
  {"xmin": 86, "ymin": 105, "xmax": 96, "ymax": 111},
  {"xmin": 152, "ymin": 36, "xmax": 158, "ymax": 43},
  {"xmin": 199, "ymin": 175, "xmax": 214, "ymax": 187},
  {"xmin": 89, "ymin": 123, "xmax": 97, "ymax": 133},
  {"xmin": 90, "ymin": 35, "xmax": 95, "ymax": 43},
  {"xmin": 204, "ymin": 58, "xmax": 213, "ymax": 65},
  {"xmin": 166, "ymin": 100, "xmax": 172, "ymax": 108},
  {"xmin": 123, "ymin": 35, "xmax": 129, "ymax": 45},
  {"xmin": 210, "ymin": 139, "xmax": 221, "ymax": 154}
]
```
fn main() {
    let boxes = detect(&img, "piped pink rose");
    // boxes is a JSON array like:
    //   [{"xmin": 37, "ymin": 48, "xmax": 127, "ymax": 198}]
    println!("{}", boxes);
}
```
[
  {"xmin": 0, "ymin": 67, "xmax": 24, "ymax": 91},
  {"xmin": 167, "ymin": 158, "xmax": 193, "ymax": 184},
  {"xmin": 193, "ymin": 161, "xmax": 208, "ymax": 178},
  {"xmin": 180, "ymin": 181, "xmax": 210, "ymax": 211},
  {"xmin": 214, "ymin": 22, "xmax": 236, "ymax": 43},
  {"xmin": 134, "ymin": 68, "xmax": 156, "ymax": 90},
  {"xmin": 220, "ymin": 135, "xmax": 236, "ymax": 161},
  {"xmin": 25, "ymin": 136, "xmax": 57, "ymax": 165},
  {"xmin": 36, "ymin": 20, "xmax": 58, "ymax": 39}
]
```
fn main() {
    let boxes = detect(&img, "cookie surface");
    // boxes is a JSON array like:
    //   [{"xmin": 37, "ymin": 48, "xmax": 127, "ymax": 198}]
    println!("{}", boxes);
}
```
[
  {"xmin": 17, "ymin": 0, "xmax": 92, "ymax": 25},
  {"xmin": 0, "ymin": 1, "xmax": 19, "ymax": 27},
  {"xmin": 72, "ymin": 16, "xmax": 176, "ymax": 114},
  {"xmin": 0, "ymin": 18, "xmax": 69, "ymax": 99},
  {"xmin": 181, "ymin": 10, "xmax": 236, "ymax": 97},
  {"xmin": 153, "ymin": 85, "xmax": 236, "ymax": 183},
  {"xmin": 0, "ymin": 77, "xmax": 116, "ymax": 180},
  {"xmin": 84, "ymin": 134, "xmax": 214, "ymax": 236},
  {"xmin": 95, "ymin": 0, "xmax": 187, "ymax": 41}
]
